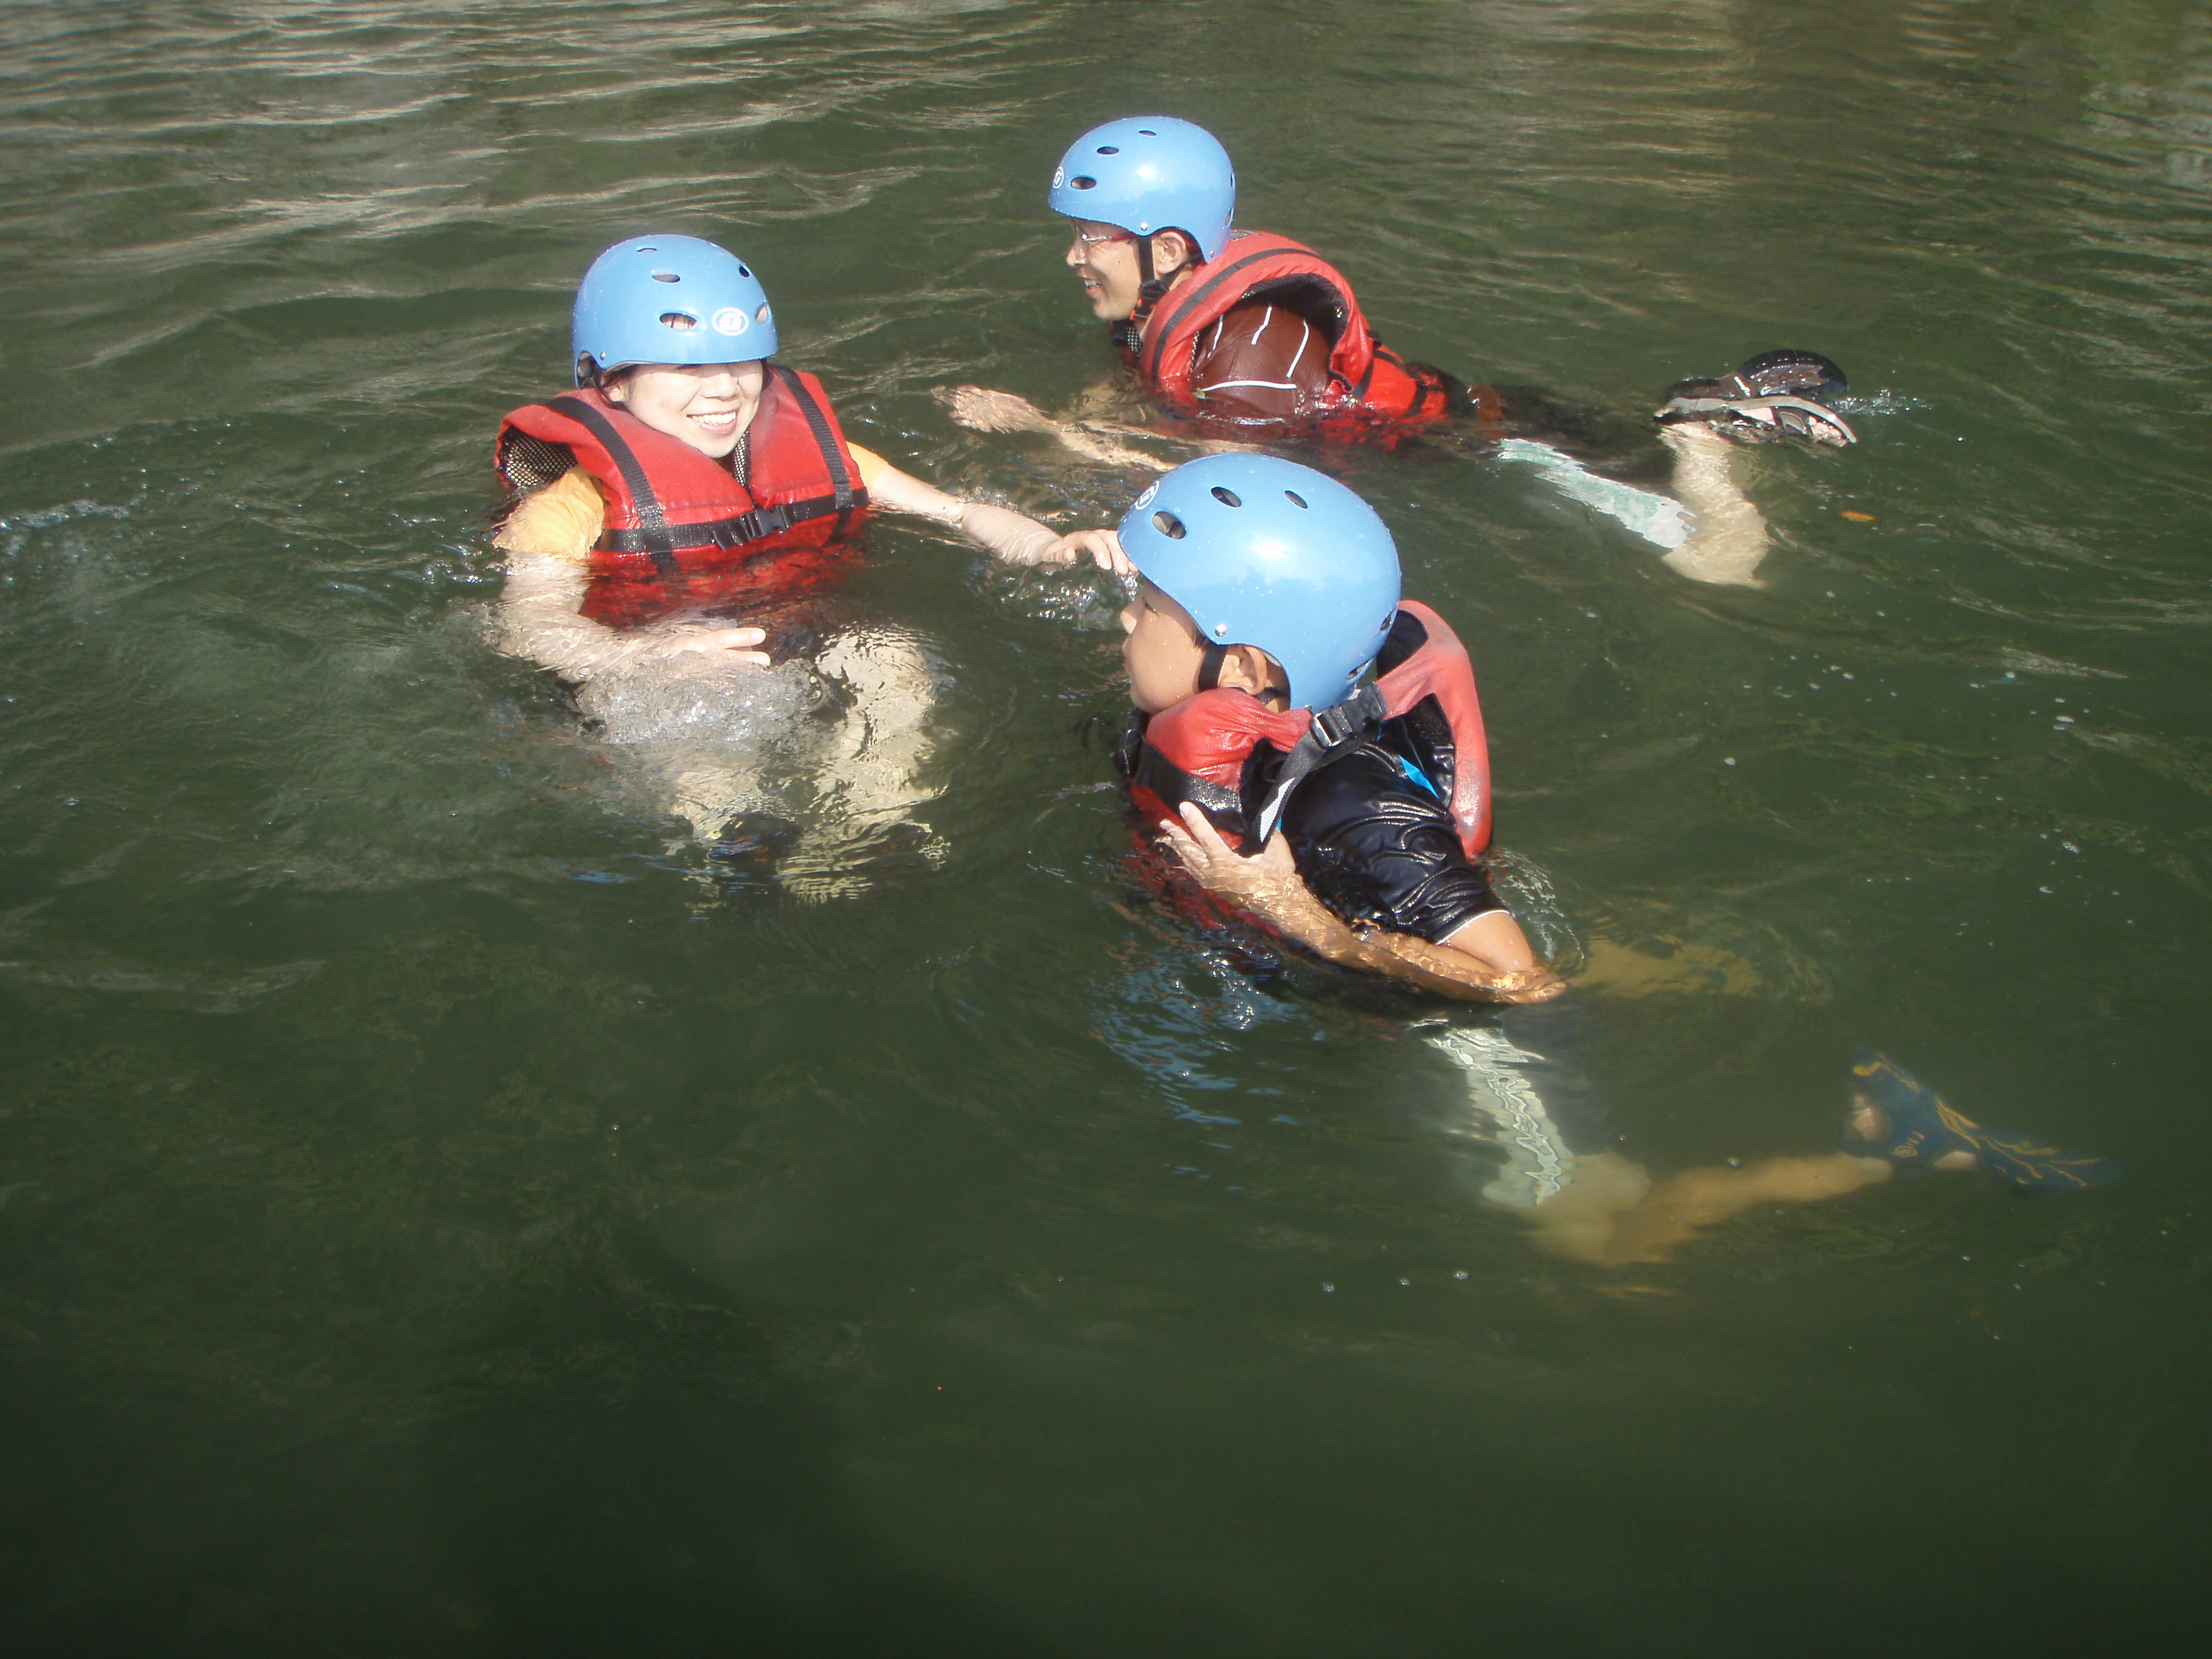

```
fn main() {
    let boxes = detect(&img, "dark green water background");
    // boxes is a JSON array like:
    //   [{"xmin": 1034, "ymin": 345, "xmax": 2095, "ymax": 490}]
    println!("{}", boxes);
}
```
[{"xmin": 4, "ymin": 1, "xmax": 2209, "ymax": 1652}]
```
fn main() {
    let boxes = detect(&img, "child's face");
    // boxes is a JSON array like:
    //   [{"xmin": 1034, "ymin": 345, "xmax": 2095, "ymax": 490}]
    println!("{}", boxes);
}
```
[
  {"xmin": 1120, "ymin": 577, "xmax": 1210, "ymax": 714},
  {"xmin": 606, "ymin": 360, "xmax": 765, "ymax": 458}
]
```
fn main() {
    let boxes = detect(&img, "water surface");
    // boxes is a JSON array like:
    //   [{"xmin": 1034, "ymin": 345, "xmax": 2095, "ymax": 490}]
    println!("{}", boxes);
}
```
[{"xmin": 3, "ymin": 2, "xmax": 2209, "ymax": 1653}]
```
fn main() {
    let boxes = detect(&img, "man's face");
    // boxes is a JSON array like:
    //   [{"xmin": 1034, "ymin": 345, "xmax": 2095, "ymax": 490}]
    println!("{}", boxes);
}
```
[
  {"xmin": 604, "ymin": 360, "xmax": 765, "ymax": 458},
  {"xmin": 1119, "ymin": 577, "xmax": 1210, "ymax": 713},
  {"xmin": 1064, "ymin": 220, "xmax": 1143, "ymax": 320}
]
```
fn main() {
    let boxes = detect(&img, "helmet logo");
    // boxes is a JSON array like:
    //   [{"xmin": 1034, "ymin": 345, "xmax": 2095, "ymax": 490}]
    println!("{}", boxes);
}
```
[
  {"xmin": 711, "ymin": 307, "xmax": 750, "ymax": 336},
  {"xmin": 1052, "ymin": 166, "xmax": 1065, "ymax": 188},
  {"xmin": 1133, "ymin": 484, "xmax": 1157, "ymax": 510}
]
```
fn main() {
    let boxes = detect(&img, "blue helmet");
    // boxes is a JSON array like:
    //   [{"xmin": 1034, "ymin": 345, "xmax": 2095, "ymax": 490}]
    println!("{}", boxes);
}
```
[
  {"xmin": 1118, "ymin": 455, "xmax": 1401, "ymax": 711},
  {"xmin": 570, "ymin": 234, "xmax": 778, "ymax": 385},
  {"xmin": 1048, "ymin": 117, "xmax": 1236, "ymax": 262}
]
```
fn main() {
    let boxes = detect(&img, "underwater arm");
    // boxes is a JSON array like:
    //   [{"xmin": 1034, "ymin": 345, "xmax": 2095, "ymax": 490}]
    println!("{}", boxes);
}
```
[
  {"xmin": 865, "ymin": 460, "xmax": 1133, "ymax": 575},
  {"xmin": 492, "ymin": 475, "xmax": 768, "ymax": 678},
  {"xmin": 1159, "ymin": 804, "xmax": 1564, "ymax": 1003},
  {"xmin": 494, "ymin": 551, "xmax": 770, "ymax": 680}
]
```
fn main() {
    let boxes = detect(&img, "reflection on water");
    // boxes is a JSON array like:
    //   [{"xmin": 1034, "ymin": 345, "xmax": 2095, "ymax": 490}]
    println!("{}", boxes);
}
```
[{"xmin": 2, "ymin": 1, "xmax": 2209, "ymax": 1651}]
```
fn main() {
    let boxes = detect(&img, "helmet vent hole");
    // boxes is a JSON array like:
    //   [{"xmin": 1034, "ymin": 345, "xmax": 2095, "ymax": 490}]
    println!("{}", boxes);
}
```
[
  {"xmin": 738, "ymin": 264, "xmax": 751, "ymax": 277},
  {"xmin": 1137, "ymin": 128, "xmax": 1156, "ymax": 135},
  {"xmin": 1284, "ymin": 490, "xmax": 1308, "ymax": 508},
  {"xmin": 1070, "ymin": 175, "xmax": 1097, "ymax": 190},
  {"xmin": 755, "ymin": 302, "xmax": 770, "ymax": 323},
  {"xmin": 1151, "ymin": 511, "xmax": 1187, "ymax": 540},
  {"xmin": 659, "ymin": 312, "xmax": 698, "ymax": 331},
  {"xmin": 1210, "ymin": 487, "xmax": 1243, "ymax": 508},
  {"xmin": 1096, "ymin": 145, "xmax": 1120, "ymax": 155},
  {"xmin": 650, "ymin": 270, "xmax": 680, "ymax": 283}
]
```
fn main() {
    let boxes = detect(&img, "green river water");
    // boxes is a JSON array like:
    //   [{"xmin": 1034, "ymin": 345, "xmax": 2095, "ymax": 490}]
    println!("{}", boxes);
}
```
[{"xmin": 3, "ymin": 1, "xmax": 2208, "ymax": 1652}]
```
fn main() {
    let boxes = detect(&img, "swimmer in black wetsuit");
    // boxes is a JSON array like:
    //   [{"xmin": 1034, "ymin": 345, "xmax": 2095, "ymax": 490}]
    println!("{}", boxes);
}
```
[
  {"xmin": 1097, "ymin": 455, "xmax": 2116, "ymax": 1262},
  {"xmin": 1110, "ymin": 452, "xmax": 1560, "ymax": 1003}
]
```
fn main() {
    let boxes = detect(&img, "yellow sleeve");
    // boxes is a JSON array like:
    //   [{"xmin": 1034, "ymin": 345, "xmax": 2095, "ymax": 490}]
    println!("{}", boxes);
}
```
[
  {"xmin": 494, "ymin": 467, "xmax": 606, "ymax": 562},
  {"xmin": 846, "ymin": 442, "xmax": 890, "ymax": 490}
]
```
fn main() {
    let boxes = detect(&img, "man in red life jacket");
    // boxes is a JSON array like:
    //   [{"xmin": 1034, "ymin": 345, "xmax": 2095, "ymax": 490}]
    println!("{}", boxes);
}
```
[
  {"xmin": 943, "ymin": 119, "xmax": 1858, "ymax": 585},
  {"xmin": 1106, "ymin": 451, "xmax": 1563, "ymax": 1003},
  {"xmin": 1048, "ymin": 117, "xmax": 1455, "ymax": 434}
]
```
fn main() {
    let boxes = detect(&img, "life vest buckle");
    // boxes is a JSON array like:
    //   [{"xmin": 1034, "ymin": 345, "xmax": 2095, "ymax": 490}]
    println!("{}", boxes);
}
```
[{"xmin": 1310, "ymin": 683, "xmax": 1387, "ymax": 750}]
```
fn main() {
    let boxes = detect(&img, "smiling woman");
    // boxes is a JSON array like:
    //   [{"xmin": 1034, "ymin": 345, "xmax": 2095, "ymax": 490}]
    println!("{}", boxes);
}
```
[
  {"xmin": 606, "ymin": 358, "xmax": 764, "ymax": 457},
  {"xmin": 489, "ymin": 233, "xmax": 1128, "ymax": 855}
]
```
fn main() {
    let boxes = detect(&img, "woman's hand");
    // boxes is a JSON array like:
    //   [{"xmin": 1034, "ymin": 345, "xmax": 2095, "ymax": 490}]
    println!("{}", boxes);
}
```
[
  {"xmin": 653, "ymin": 622, "xmax": 771, "ymax": 670},
  {"xmin": 1019, "ymin": 526, "xmax": 1133, "ymax": 576},
  {"xmin": 1159, "ymin": 802, "xmax": 1316, "ymax": 928}
]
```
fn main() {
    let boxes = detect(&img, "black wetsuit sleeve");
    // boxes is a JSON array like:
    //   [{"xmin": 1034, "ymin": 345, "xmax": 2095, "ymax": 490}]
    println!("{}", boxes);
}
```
[{"xmin": 1278, "ymin": 745, "xmax": 1506, "ymax": 945}]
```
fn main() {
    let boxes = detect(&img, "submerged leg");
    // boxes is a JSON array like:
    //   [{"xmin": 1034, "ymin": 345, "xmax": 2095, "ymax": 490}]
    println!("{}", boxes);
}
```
[
  {"xmin": 778, "ymin": 626, "xmax": 949, "ymax": 902},
  {"xmin": 1657, "ymin": 423, "xmax": 1773, "ymax": 586},
  {"xmin": 1562, "ymin": 1152, "xmax": 1894, "ymax": 1267}
]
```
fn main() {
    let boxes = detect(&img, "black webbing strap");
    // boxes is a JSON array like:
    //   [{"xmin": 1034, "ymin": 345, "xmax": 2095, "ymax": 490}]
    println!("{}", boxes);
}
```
[
  {"xmin": 1348, "ymin": 351, "xmax": 1377, "ymax": 406},
  {"xmin": 1137, "ymin": 243, "xmax": 1287, "ymax": 382},
  {"xmin": 1251, "ymin": 681, "xmax": 1390, "ymax": 846},
  {"xmin": 773, "ymin": 367, "xmax": 858, "ymax": 539},
  {"xmin": 544, "ymin": 395, "xmax": 680, "ymax": 579},
  {"xmin": 596, "ymin": 492, "xmax": 848, "ymax": 556},
  {"xmin": 1133, "ymin": 745, "xmax": 1242, "ymax": 826}
]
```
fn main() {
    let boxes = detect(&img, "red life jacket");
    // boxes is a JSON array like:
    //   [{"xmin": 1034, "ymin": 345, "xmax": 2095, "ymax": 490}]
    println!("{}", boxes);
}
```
[
  {"xmin": 1128, "ymin": 230, "xmax": 1455, "ymax": 436},
  {"xmin": 1120, "ymin": 601, "xmax": 1492, "ymax": 855},
  {"xmin": 495, "ymin": 367, "xmax": 869, "ymax": 626}
]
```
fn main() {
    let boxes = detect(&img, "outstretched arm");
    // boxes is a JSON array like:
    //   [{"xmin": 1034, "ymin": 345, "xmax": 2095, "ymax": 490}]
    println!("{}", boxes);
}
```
[
  {"xmin": 1159, "ymin": 802, "xmax": 1565, "ymax": 1003},
  {"xmin": 866, "ymin": 459, "xmax": 1131, "ymax": 575},
  {"xmin": 938, "ymin": 385, "xmax": 1262, "ymax": 473}
]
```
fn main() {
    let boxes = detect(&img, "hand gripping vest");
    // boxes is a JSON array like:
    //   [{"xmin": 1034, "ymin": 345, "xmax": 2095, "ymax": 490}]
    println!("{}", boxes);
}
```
[
  {"xmin": 1128, "ymin": 231, "xmax": 1455, "ymax": 434},
  {"xmin": 1119, "ymin": 601, "xmax": 1492, "ymax": 855},
  {"xmin": 495, "ymin": 368, "xmax": 868, "ymax": 626}
]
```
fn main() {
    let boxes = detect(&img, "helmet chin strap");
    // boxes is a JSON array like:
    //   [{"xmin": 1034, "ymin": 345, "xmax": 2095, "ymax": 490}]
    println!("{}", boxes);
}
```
[
  {"xmin": 1197, "ymin": 640, "xmax": 1227, "ymax": 692},
  {"xmin": 1130, "ymin": 234, "xmax": 1177, "ymax": 328}
]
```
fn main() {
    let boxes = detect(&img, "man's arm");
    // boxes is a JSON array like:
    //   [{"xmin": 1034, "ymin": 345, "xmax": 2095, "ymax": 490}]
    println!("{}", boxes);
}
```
[
  {"xmin": 1158, "ymin": 802, "xmax": 1564, "ymax": 1003},
  {"xmin": 935, "ymin": 385, "xmax": 1264, "ymax": 472}
]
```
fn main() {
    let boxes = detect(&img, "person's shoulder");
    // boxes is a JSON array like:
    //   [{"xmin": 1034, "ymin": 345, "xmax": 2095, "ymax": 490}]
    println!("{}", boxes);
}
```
[
  {"xmin": 495, "ymin": 467, "xmax": 605, "ymax": 560},
  {"xmin": 1282, "ymin": 743, "xmax": 1436, "ymax": 840}
]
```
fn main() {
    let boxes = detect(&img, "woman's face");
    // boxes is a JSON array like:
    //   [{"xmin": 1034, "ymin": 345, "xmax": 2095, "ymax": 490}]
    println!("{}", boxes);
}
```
[{"xmin": 605, "ymin": 360, "xmax": 765, "ymax": 458}]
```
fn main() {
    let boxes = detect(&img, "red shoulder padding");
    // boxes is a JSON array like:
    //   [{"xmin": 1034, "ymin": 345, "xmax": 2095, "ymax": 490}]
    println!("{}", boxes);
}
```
[
  {"xmin": 1374, "ymin": 601, "xmax": 1491, "ymax": 855},
  {"xmin": 1131, "ymin": 230, "xmax": 1452, "ymax": 433}
]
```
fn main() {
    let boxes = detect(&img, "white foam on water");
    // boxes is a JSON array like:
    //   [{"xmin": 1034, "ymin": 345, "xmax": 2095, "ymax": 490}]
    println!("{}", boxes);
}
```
[{"xmin": 578, "ymin": 658, "xmax": 824, "ymax": 751}]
